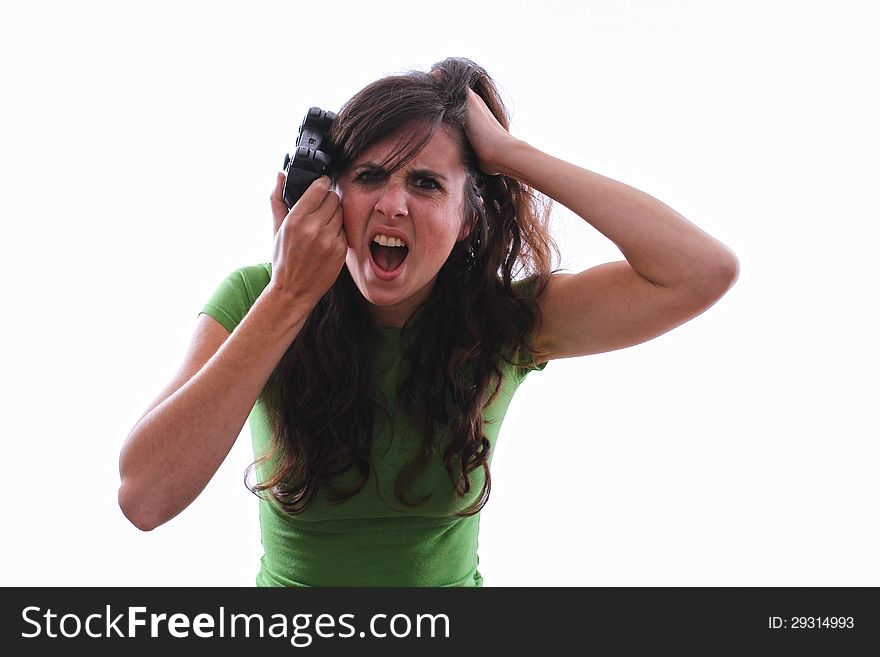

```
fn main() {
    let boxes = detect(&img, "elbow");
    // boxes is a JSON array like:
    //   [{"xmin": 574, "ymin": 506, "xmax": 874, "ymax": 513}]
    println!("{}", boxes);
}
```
[
  {"xmin": 118, "ymin": 481, "xmax": 159, "ymax": 532},
  {"xmin": 716, "ymin": 254, "xmax": 740, "ymax": 295},
  {"xmin": 698, "ymin": 251, "xmax": 740, "ymax": 302},
  {"xmin": 720, "ymin": 251, "xmax": 740, "ymax": 288}
]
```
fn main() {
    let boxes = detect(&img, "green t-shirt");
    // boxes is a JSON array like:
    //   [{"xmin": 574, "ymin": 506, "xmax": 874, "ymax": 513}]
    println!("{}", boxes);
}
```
[{"xmin": 200, "ymin": 263, "xmax": 548, "ymax": 586}]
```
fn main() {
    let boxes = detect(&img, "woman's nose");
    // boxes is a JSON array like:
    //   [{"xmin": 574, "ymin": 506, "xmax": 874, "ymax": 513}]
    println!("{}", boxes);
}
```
[{"xmin": 373, "ymin": 178, "xmax": 409, "ymax": 218}]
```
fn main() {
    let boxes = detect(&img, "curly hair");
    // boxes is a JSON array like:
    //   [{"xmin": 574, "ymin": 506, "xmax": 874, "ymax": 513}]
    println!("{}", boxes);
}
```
[{"xmin": 246, "ymin": 56, "xmax": 561, "ymax": 517}]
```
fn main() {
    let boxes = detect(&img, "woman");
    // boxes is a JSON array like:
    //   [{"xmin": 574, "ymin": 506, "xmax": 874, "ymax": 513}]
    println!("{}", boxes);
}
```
[{"xmin": 118, "ymin": 57, "xmax": 739, "ymax": 587}]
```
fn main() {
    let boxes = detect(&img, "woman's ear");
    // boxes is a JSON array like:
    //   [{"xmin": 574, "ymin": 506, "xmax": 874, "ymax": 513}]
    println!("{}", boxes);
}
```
[{"xmin": 457, "ymin": 212, "xmax": 478, "ymax": 241}]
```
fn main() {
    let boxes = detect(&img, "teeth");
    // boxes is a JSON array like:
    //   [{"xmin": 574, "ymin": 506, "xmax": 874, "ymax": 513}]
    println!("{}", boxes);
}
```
[{"xmin": 372, "ymin": 234, "xmax": 406, "ymax": 247}]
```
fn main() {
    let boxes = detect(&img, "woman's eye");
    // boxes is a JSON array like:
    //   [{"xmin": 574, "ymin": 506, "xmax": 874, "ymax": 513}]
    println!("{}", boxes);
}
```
[
  {"xmin": 355, "ymin": 170, "xmax": 383, "ymax": 183},
  {"xmin": 416, "ymin": 177, "xmax": 440, "ymax": 191},
  {"xmin": 353, "ymin": 170, "xmax": 439, "ymax": 191}
]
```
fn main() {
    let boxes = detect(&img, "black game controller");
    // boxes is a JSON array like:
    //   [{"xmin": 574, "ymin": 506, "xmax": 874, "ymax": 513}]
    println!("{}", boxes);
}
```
[{"xmin": 282, "ymin": 107, "xmax": 337, "ymax": 209}]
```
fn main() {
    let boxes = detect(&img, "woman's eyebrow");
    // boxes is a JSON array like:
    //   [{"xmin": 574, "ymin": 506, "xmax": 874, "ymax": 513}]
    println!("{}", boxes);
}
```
[
  {"xmin": 356, "ymin": 161, "xmax": 449, "ymax": 182},
  {"xmin": 411, "ymin": 168, "xmax": 448, "ymax": 182}
]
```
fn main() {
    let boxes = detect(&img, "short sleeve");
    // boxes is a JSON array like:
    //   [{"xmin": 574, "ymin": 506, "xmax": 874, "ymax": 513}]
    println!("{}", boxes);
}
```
[
  {"xmin": 199, "ymin": 263, "xmax": 272, "ymax": 333},
  {"xmin": 513, "ymin": 344, "xmax": 549, "ymax": 379}
]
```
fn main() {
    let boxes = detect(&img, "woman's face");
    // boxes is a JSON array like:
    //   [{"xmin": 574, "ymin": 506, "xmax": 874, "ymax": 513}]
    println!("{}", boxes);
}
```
[{"xmin": 336, "ymin": 126, "xmax": 471, "ymax": 328}]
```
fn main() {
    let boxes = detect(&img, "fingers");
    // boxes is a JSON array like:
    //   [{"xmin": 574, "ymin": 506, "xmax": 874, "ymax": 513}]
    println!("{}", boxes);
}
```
[
  {"xmin": 270, "ymin": 171, "xmax": 286, "ymax": 208},
  {"xmin": 292, "ymin": 175, "xmax": 333, "ymax": 216},
  {"xmin": 271, "ymin": 172, "xmax": 288, "ymax": 235},
  {"xmin": 315, "ymin": 184, "xmax": 341, "ymax": 223},
  {"xmin": 272, "ymin": 174, "xmax": 341, "ymax": 238},
  {"xmin": 331, "ymin": 203, "xmax": 344, "ymax": 235}
]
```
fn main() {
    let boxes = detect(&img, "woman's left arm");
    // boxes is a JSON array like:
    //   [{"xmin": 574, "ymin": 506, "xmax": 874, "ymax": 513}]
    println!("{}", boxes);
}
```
[{"xmin": 466, "ymin": 89, "xmax": 740, "ymax": 361}]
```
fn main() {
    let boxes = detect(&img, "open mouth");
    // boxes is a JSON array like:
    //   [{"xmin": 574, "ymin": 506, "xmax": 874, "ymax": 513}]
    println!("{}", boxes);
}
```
[{"xmin": 369, "ymin": 241, "xmax": 410, "ymax": 274}]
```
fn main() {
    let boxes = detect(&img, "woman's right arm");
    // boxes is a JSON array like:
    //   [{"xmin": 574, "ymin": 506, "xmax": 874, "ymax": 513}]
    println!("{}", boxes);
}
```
[
  {"xmin": 119, "ymin": 172, "xmax": 347, "ymax": 531},
  {"xmin": 117, "ymin": 288, "xmax": 312, "ymax": 531}
]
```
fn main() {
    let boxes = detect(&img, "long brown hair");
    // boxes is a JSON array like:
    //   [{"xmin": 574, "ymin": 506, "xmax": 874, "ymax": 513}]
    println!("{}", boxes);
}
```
[{"xmin": 246, "ymin": 57, "xmax": 561, "ymax": 516}]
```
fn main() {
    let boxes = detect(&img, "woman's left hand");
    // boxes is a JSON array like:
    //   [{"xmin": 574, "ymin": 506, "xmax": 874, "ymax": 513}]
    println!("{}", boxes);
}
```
[{"xmin": 464, "ymin": 88, "xmax": 518, "ymax": 176}]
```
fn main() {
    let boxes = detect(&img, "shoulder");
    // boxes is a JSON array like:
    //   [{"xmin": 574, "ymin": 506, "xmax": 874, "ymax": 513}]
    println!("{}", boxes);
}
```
[
  {"xmin": 510, "ymin": 273, "xmax": 544, "ymax": 299},
  {"xmin": 216, "ymin": 262, "xmax": 272, "ymax": 301},
  {"xmin": 507, "ymin": 273, "xmax": 552, "ymax": 372},
  {"xmin": 238, "ymin": 262, "xmax": 273, "ymax": 298},
  {"xmin": 200, "ymin": 262, "xmax": 273, "ymax": 333}
]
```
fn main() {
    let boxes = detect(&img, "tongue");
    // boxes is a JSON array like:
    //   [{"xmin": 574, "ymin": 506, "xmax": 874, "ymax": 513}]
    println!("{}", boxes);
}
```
[{"xmin": 372, "ymin": 243, "xmax": 408, "ymax": 272}]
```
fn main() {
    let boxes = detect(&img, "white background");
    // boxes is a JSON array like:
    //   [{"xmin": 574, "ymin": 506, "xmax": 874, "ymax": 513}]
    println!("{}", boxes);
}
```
[{"xmin": 1, "ymin": 0, "xmax": 877, "ymax": 586}]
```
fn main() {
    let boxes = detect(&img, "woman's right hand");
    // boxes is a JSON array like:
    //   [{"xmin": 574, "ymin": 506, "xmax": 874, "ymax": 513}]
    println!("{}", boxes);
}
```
[{"xmin": 269, "ymin": 171, "xmax": 348, "ymax": 309}]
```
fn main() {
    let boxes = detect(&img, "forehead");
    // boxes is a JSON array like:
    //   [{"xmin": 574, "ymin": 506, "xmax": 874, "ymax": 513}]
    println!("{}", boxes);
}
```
[{"xmin": 354, "ymin": 126, "xmax": 464, "ymax": 174}]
